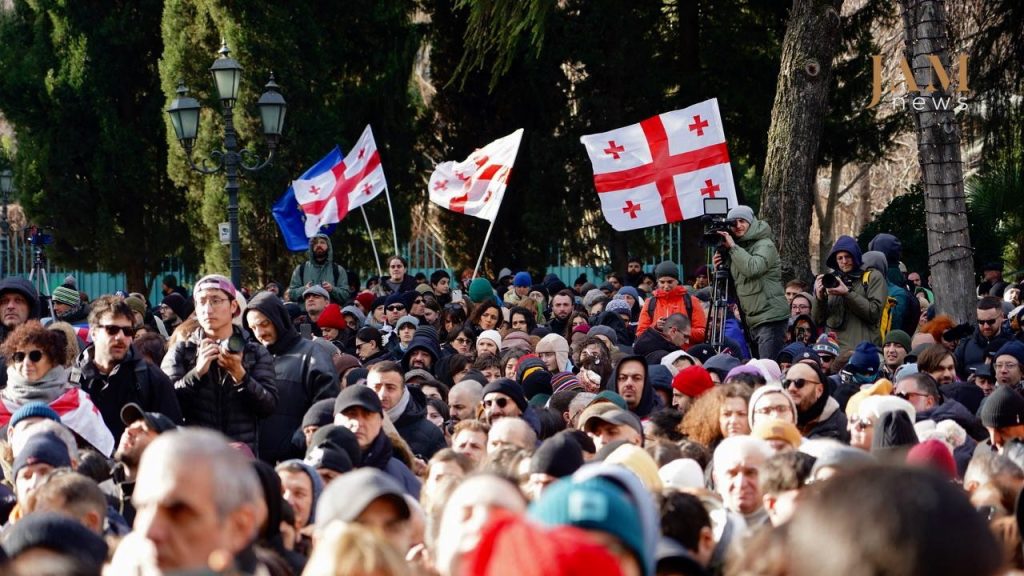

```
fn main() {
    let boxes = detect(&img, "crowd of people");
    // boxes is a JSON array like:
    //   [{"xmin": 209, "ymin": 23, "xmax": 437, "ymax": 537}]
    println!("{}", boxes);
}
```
[{"xmin": 0, "ymin": 212, "xmax": 1019, "ymax": 575}]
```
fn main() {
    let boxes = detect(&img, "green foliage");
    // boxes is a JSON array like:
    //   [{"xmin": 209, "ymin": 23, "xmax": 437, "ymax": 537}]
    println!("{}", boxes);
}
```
[
  {"xmin": 0, "ymin": 0, "xmax": 194, "ymax": 291},
  {"xmin": 965, "ymin": 133, "xmax": 1024, "ymax": 272}
]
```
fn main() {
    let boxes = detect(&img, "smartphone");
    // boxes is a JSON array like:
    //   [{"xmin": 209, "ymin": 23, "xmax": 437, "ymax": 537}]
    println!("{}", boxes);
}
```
[
  {"xmin": 300, "ymin": 323, "xmax": 312, "ymax": 340},
  {"xmin": 452, "ymin": 289, "xmax": 464, "ymax": 303}
]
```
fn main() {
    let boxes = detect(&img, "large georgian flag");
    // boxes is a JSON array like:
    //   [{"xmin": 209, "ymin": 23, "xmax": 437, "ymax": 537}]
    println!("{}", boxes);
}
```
[
  {"xmin": 428, "ymin": 129, "xmax": 523, "ymax": 222},
  {"xmin": 580, "ymin": 99, "xmax": 738, "ymax": 231}
]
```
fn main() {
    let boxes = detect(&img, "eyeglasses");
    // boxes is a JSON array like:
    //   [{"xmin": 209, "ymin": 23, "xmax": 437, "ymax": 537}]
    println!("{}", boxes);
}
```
[
  {"xmin": 483, "ymin": 397, "xmax": 510, "ymax": 409},
  {"xmin": 355, "ymin": 341, "xmax": 370, "ymax": 350},
  {"xmin": 454, "ymin": 337, "xmax": 470, "ymax": 345},
  {"xmin": 13, "ymin": 350, "xmax": 44, "ymax": 364},
  {"xmin": 413, "ymin": 298, "xmax": 424, "ymax": 305},
  {"xmin": 783, "ymin": 378, "xmax": 820, "ymax": 390},
  {"xmin": 895, "ymin": 391, "xmax": 930, "ymax": 400},
  {"xmin": 386, "ymin": 305, "xmax": 406, "ymax": 312},
  {"xmin": 978, "ymin": 318, "xmax": 999, "ymax": 326},
  {"xmin": 196, "ymin": 296, "xmax": 229, "ymax": 308},
  {"xmin": 98, "ymin": 324, "xmax": 136, "ymax": 338},
  {"xmin": 754, "ymin": 405, "xmax": 792, "ymax": 417},
  {"xmin": 995, "ymin": 362, "xmax": 1020, "ymax": 371}
]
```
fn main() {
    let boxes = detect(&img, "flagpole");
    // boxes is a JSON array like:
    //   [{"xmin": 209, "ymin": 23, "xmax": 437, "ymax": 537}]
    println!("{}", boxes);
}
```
[
  {"xmin": 472, "ymin": 217, "xmax": 498, "ymax": 279},
  {"xmin": 360, "ymin": 206, "xmax": 383, "ymax": 278},
  {"xmin": 383, "ymin": 182, "xmax": 400, "ymax": 256}
]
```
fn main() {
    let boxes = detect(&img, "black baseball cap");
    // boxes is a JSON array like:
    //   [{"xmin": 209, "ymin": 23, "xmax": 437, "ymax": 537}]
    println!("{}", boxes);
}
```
[
  {"xmin": 334, "ymin": 385, "xmax": 383, "ymax": 415},
  {"xmin": 120, "ymin": 403, "xmax": 177, "ymax": 434},
  {"xmin": 315, "ymin": 468, "xmax": 410, "ymax": 525}
]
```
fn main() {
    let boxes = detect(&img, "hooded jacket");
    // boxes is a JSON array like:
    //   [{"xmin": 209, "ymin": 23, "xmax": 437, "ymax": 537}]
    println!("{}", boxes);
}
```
[
  {"xmin": 812, "ymin": 236, "xmax": 888, "ymax": 352},
  {"xmin": 0, "ymin": 277, "xmax": 40, "ymax": 389},
  {"xmin": 391, "ymin": 384, "xmax": 446, "ymax": 460},
  {"xmin": 286, "ymin": 234, "xmax": 351, "ymax": 305},
  {"xmin": 611, "ymin": 355, "xmax": 661, "ymax": 418},
  {"xmin": 74, "ymin": 344, "xmax": 184, "ymax": 440},
  {"xmin": 401, "ymin": 335, "xmax": 441, "ymax": 374},
  {"xmin": 867, "ymin": 234, "xmax": 914, "ymax": 331},
  {"xmin": 161, "ymin": 324, "xmax": 279, "ymax": 455},
  {"xmin": 728, "ymin": 216, "xmax": 790, "ymax": 329},
  {"xmin": 244, "ymin": 292, "xmax": 339, "ymax": 464}
]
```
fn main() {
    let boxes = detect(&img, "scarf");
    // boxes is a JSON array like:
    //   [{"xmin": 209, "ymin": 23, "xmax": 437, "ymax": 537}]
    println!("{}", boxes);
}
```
[
  {"xmin": 4, "ymin": 364, "xmax": 70, "ymax": 404},
  {"xmin": 386, "ymin": 386, "xmax": 411, "ymax": 423},
  {"xmin": 361, "ymin": 427, "xmax": 395, "ymax": 471},
  {"xmin": 797, "ymin": 388, "xmax": 830, "ymax": 427}
]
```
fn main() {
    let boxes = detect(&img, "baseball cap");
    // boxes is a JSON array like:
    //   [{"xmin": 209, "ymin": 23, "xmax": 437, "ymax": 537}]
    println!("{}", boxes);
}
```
[
  {"xmin": 303, "ymin": 285, "xmax": 330, "ymax": 300},
  {"xmin": 334, "ymin": 384, "xmax": 383, "ymax": 415},
  {"xmin": 315, "ymin": 468, "xmax": 410, "ymax": 525},
  {"xmin": 581, "ymin": 408, "xmax": 643, "ymax": 438},
  {"xmin": 120, "ymin": 403, "xmax": 177, "ymax": 434}
]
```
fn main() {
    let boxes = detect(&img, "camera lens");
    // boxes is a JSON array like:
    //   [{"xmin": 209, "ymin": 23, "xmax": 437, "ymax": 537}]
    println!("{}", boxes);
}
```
[{"xmin": 822, "ymin": 274, "xmax": 839, "ymax": 289}]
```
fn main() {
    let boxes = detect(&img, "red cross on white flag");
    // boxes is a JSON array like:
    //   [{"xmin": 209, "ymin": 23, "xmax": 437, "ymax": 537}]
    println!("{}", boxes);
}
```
[
  {"xmin": 579, "ymin": 98, "xmax": 738, "ymax": 231},
  {"xmin": 428, "ymin": 129, "xmax": 523, "ymax": 222},
  {"xmin": 342, "ymin": 125, "xmax": 387, "ymax": 213}
]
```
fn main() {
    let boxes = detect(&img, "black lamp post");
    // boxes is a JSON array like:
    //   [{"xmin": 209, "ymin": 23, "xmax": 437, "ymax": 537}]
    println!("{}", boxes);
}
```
[
  {"xmin": 166, "ymin": 42, "xmax": 286, "ymax": 288},
  {"xmin": 0, "ymin": 168, "xmax": 12, "ymax": 278}
]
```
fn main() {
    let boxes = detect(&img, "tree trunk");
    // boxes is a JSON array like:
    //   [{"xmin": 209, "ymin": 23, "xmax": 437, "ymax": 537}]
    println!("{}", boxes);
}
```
[
  {"xmin": 900, "ymin": 0, "xmax": 975, "ymax": 323},
  {"xmin": 816, "ymin": 158, "xmax": 843, "ymax": 270},
  {"xmin": 760, "ymin": 0, "xmax": 843, "ymax": 284}
]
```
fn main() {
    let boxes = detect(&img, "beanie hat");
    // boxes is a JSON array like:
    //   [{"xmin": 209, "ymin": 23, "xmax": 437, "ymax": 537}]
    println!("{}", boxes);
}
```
[
  {"xmin": 811, "ymin": 446, "xmax": 876, "ymax": 477},
  {"xmin": 513, "ymin": 272, "xmax": 532, "ymax": 288},
  {"xmin": 572, "ymin": 323, "xmax": 591, "ymax": 337},
  {"xmin": 468, "ymin": 278, "xmax": 494, "ymax": 304},
  {"xmin": 354, "ymin": 291, "xmax": 375, "ymax": 312},
  {"xmin": 811, "ymin": 333, "xmax": 840, "ymax": 358},
  {"xmin": 51, "ymin": 286, "xmax": 79, "ymax": 307},
  {"xmin": 658, "ymin": 459, "xmax": 705, "ymax": 490},
  {"xmin": 703, "ymin": 353, "xmax": 741, "ymax": 379},
  {"xmin": 752, "ymin": 419, "xmax": 802, "ymax": 449},
  {"xmin": 884, "ymin": 329, "xmax": 912, "ymax": 351},
  {"xmin": 906, "ymin": 438, "xmax": 957, "ymax": 479},
  {"xmin": 9, "ymin": 402, "xmax": 61, "ymax": 431},
  {"xmin": 847, "ymin": 342, "xmax": 881, "ymax": 375},
  {"xmin": 606, "ymin": 443, "xmax": 664, "ymax": 492},
  {"xmin": 124, "ymin": 295, "xmax": 147, "ymax": 318},
  {"xmin": 686, "ymin": 344, "xmax": 717, "ymax": 365},
  {"xmin": 522, "ymin": 368, "xmax": 554, "ymax": 400},
  {"xmin": 529, "ymin": 476, "xmax": 646, "ymax": 570},
  {"xmin": 414, "ymin": 324, "xmax": 439, "ymax": 344},
  {"xmin": 13, "ymin": 432, "xmax": 71, "ymax": 476},
  {"xmin": 481, "ymin": 378, "xmax": 528, "ymax": 413},
  {"xmin": 605, "ymin": 299, "xmax": 632, "ymax": 315},
  {"xmin": 994, "ymin": 341, "xmax": 1024, "ymax": 368},
  {"xmin": 727, "ymin": 205, "xmax": 755, "ymax": 224},
  {"xmin": 747, "ymin": 385, "xmax": 798, "ymax": 429},
  {"xmin": 871, "ymin": 410, "xmax": 919, "ymax": 453},
  {"xmin": 317, "ymin": 303, "xmax": 347, "ymax": 330},
  {"xmin": 588, "ymin": 325, "xmax": 619, "ymax": 346},
  {"xmin": 672, "ymin": 365, "xmax": 714, "ymax": 398},
  {"xmin": 477, "ymin": 329, "xmax": 502, "ymax": 350},
  {"xmin": 515, "ymin": 355, "xmax": 546, "ymax": 381},
  {"xmin": 980, "ymin": 385, "xmax": 1024, "ymax": 428},
  {"xmin": 844, "ymin": 378, "xmax": 895, "ymax": 419},
  {"xmin": 2, "ymin": 512, "xmax": 107, "ymax": 570},
  {"xmin": 530, "ymin": 433, "xmax": 584, "ymax": 478},
  {"xmin": 304, "ymin": 441, "xmax": 354, "ymax": 474},
  {"xmin": 618, "ymin": 286, "xmax": 640, "ymax": 301},
  {"xmin": 583, "ymin": 289, "xmax": 605, "ymax": 309},
  {"xmin": 161, "ymin": 293, "xmax": 189, "ymax": 319},
  {"xmin": 396, "ymin": 315, "xmax": 419, "ymax": 331},
  {"xmin": 654, "ymin": 261, "xmax": 679, "ymax": 280},
  {"xmin": 550, "ymin": 372, "xmax": 583, "ymax": 394}
]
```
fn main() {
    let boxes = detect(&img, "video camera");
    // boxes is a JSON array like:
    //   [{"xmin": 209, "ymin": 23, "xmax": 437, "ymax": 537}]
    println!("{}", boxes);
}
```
[
  {"xmin": 700, "ymin": 198, "xmax": 736, "ymax": 249},
  {"xmin": 23, "ymin": 225, "xmax": 53, "ymax": 248}
]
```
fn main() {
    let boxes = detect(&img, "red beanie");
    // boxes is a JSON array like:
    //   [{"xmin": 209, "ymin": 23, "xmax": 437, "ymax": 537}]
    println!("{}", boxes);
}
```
[
  {"xmin": 906, "ymin": 439, "xmax": 957, "ymax": 479},
  {"xmin": 463, "ymin": 510, "xmax": 625, "ymax": 576},
  {"xmin": 672, "ymin": 365, "xmax": 714, "ymax": 398},
  {"xmin": 317, "ymin": 303, "xmax": 346, "ymax": 330},
  {"xmin": 354, "ymin": 291, "xmax": 375, "ymax": 314}
]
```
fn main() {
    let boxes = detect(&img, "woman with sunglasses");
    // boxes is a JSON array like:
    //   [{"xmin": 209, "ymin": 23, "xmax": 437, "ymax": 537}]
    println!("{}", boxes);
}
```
[
  {"xmin": 847, "ymin": 396, "xmax": 916, "ymax": 451},
  {"xmin": 440, "ymin": 303, "xmax": 469, "ymax": 343},
  {"xmin": 443, "ymin": 327, "xmax": 475, "ymax": 358},
  {"xmin": 0, "ymin": 321, "xmax": 114, "ymax": 456}
]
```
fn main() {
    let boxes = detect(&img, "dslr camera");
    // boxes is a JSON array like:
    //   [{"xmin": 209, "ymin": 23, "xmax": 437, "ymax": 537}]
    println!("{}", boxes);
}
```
[
  {"xmin": 821, "ymin": 272, "xmax": 853, "ymax": 290},
  {"xmin": 221, "ymin": 334, "xmax": 246, "ymax": 354}
]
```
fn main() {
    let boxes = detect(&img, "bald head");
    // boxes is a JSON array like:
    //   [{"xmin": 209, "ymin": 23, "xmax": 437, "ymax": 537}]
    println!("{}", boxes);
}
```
[
  {"xmin": 487, "ymin": 417, "xmax": 537, "ymax": 454},
  {"xmin": 449, "ymin": 381, "xmax": 484, "ymax": 423}
]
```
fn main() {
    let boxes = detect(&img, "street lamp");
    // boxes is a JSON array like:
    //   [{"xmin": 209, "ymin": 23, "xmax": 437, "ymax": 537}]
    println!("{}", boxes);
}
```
[
  {"xmin": 167, "ymin": 41, "xmax": 286, "ymax": 288},
  {"xmin": 0, "ymin": 168, "xmax": 12, "ymax": 277}
]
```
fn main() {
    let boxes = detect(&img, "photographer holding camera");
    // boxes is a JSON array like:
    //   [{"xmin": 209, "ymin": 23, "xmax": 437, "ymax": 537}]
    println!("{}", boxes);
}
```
[
  {"xmin": 812, "ymin": 236, "xmax": 888, "ymax": 353},
  {"xmin": 161, "ymin": 275, "xmax": 278, "ymax": 455},
  {"xmin": 712, "ymin": 205, "xmax": 791, "ymax": 360}
]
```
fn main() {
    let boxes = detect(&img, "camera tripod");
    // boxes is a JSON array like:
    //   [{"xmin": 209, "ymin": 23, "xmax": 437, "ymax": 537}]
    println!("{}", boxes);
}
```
[
  {"xmin": 706, "ymin": 247, "xmax": 731, "ymax": 350},
  {"xmin": 27, "ymin": 242, "xmax": 55, "ymax": 320}
]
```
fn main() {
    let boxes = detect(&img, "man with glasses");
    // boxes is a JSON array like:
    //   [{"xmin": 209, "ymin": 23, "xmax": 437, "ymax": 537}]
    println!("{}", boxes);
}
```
[
  {"xmin": 75, "ymin": 295, "xmax": 182, "ymax": 440},
  {"xmin": 992, "ymin": 341, "xmax": 1024, "ymax": 391},
  {"xmin": 784, "ymin": 362, "xmax": 848, "ymax": 442},
  {"xmin": 162, "ymin": 275, "xmax": 278, "ymax": 455},
  {"xmin": 479, "ymin": 379, "xmax": 528, "ymax": 425},
  {"xmin": 954, "ymin": 296, "xmax": 1009, "ymax": 380},
  {"xmin": 894, "ymin": 372, "xmax": 986, "ymax": 447},
  {"xmin": 383, "ymin": 293, "xmax": 408, "ymax": 327},
  {"xmin": 633, "ymin": 313, "xmax": 691, "ymax": 359}
]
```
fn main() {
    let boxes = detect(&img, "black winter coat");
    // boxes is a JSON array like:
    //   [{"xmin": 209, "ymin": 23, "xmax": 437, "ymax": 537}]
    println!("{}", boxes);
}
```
[
  {"xmin": 162, "ymin": 326, "xmax": 278, "ymax": 453},
  {"xmin": 75, "ymin": 345, "xmax": 183, "ymax": 440},
  {"xmin": 393, "ymin": 386, "xmax": 446, "ymax": 460}
]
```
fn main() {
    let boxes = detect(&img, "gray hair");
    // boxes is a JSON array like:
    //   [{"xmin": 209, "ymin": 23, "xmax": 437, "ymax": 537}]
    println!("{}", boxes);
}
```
[{"xmin": 139, "ymin": 428, "xmax": 260, "ymax": 517}]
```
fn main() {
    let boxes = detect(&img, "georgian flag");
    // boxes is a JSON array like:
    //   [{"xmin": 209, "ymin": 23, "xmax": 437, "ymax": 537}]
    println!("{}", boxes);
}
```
[
  {"xmin": 0, "ymin": 387, "xmax": 115, "ymax": 456},
  {"xmin": 580, "ymin": 98, "xmax": 738, "ymax": 231},
  {"xmin": 428, "ymin": 129, "xmax": 523, "ymax": 222}
]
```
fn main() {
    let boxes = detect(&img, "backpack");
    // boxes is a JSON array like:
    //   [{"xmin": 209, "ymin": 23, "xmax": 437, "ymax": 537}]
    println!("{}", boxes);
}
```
[
  {"xmin": 859, "ymin": 271, "xmax": 897, "ymax": 341},
  {"xmin": 299, "ymin": 262, "xmax": 343, "ymax": 288}
]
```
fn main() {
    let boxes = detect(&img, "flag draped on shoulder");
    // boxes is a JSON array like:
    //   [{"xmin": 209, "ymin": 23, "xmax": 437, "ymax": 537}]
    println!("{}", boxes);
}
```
[
  {"xmin": 272, "ymin": 125, "xmax": 387, "ymax": 251},
  {"xmin": 580, "ymin": 98, "xmax": 738, "ymax": 231},
  {"xmin": 429, "ymin": 128, "xmax": 523, "ymax": 222}
]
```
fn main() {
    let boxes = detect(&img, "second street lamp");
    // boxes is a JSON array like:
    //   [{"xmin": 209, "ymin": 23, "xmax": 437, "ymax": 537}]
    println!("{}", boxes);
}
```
[{"xmin": 167, "ymin": 42, "xmax": 286, "ymax": 288}]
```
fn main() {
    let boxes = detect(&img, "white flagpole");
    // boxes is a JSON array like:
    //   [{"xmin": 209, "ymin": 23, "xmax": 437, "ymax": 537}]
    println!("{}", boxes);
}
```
[
  {"xmin": 472, "ymin": 217, "xmax": 498, "ymax": 279},
  {"xmin": 360, "ymin": 206, "xmax": 383, "ymax": 278},
  {"xmin": 383, "ymin": 182, "xmax": 400, "ymax": 255}
]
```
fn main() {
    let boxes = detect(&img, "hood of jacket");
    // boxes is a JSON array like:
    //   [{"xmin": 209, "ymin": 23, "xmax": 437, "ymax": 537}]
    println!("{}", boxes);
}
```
[
  {"xmin": 867, "ymin": 233, "xmax": 901, "ymax": 263},
  {"xmin": 244, "ymin": 291, "xmax": 301, "ymax": 355},
  {"xmin": 612, "ymin": 354, "xmax": 658, "ymax": 418},
  {"xmin": 401, "ymin": 335, "xmax": 441, "ymax": 373},
  {"xmin": 737, "ymin": 217, "xmax": 773, "ymax": 246},
  {"xmin": 861, "ymin": 251, "xmax": 889, "ymax": 277},
  {"xmin": 0, "ymin": 276, "xmax": 40, "ymax": 319},
  {"xmin": 307, "ymin": 233, "xmax": 335, "ymax": 265},
  {"xmin": 595, "ymin": 310, "xmax": 631, "ymax": 345},
  {"xmin": 826, "ymin": 235, "xmax": 863, "ymax": 271}
]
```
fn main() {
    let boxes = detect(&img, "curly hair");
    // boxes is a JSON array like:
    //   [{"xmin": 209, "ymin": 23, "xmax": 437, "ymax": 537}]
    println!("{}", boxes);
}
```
[
  {"xmin": 1, "ymin": 321, "xmax": 67, "ymax": 366},
  {"xmin": 678, "ymin": 383, "xmax": 752, "ymax": 450}
]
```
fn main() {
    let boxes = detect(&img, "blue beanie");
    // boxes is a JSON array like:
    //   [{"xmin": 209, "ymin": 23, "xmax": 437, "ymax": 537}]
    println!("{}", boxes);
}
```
[
  {"xmin": 9, "ymin": 402, "xmax": 61, "ymax": 431},
  {"xmin": 513, "ymin": 272, "xmax": 532, "ymax": 288},
  {"xmin": 847, "ymin": 342, "xmax": 881, "ymax": 375},
  {"xmin": 13, "ymin": 432, "xmax": 71, "ymax": 477}
]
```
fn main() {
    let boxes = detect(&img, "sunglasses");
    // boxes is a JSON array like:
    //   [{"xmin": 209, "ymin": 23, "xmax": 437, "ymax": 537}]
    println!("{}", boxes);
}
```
[
  {"xmin": 783, "ymin": 377, "xmax": 820, "ymax": 390},
  {"xmin": 386, "ymin": 305, "xmax": 406, "ymax": 312},
  {"xmin": 483, "ymin": 397, "xmax": 510, "ymax": 409},
  {"xmin": 895, "ymin": 391, "xmax": 929, "ymax": 401},
  {"xmin": 98, "ymin": 324, "xmax": 136, "ymax": 338},
  {"xmin": 978, "ymin": 318, "xmax": 999, "ymax": 326},
  {"xmin": 13, "ymin": 350, "xmax": 44, "ymax": 364}
]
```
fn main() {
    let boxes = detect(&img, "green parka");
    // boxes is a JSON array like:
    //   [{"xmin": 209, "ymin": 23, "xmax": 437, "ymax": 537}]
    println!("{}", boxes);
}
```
[{"xmin": 727, "ymin": 217, "xmax": 791, "ymax": 329}]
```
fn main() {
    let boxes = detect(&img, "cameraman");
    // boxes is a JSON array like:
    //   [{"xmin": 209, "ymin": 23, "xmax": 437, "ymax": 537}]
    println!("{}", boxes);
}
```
[
  {"xmin": 712, "ymin": 205, "xmax": 790, "ymax": 360},
  {"xmin": 812, "ymin": 236, "xmax": 888, "ymax": 353}
]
